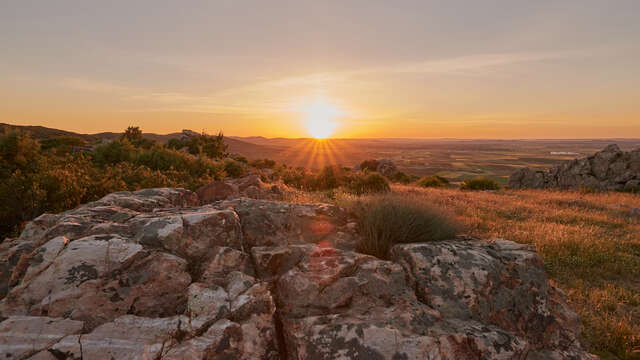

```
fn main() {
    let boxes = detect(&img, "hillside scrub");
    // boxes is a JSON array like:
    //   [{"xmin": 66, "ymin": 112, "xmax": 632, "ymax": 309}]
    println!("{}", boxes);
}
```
[
  {"xmin": 271, "ymin": 165, "xmax": 389, "ymax": 195},
  {"xmin": 0, "ymin": 129, "xmax": 228, "ymax": 239},
  {"xmin": 461, "ymin": 176, "xmax": 501, "ymax": 190},
  {"xmin": 343, "ymin": 194, "xmax": 460, "ymax": 259}
]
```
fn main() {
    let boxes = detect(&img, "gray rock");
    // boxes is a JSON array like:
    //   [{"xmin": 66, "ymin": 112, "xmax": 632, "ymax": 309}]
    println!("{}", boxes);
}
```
[
  {"xmin": 510, "ymin": 144, "xmax": 640, "ymax": 191},
  {"xmin": 0, "ymin": 188, "xmax": 596, "ymax": 359},
  {"xmin": 0, "ymin": 316, "xmax": 83, "ymax": 359},
  {"xmin": 376, "ymin": 159, "xmax": 398, "ymax": 178}
]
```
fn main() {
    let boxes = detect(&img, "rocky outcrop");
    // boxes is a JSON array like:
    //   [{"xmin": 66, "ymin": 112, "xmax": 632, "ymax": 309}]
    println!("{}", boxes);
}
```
[
  {"xmin": 509, "ymin": 144, "xmax": 640, "ymax": 191},
  {"xmin": 0, "ymin": 183, "xmax": 596, "ymax": 359},
  {"xmin": 375, "ymin": 159, "xmax": 399, "ymax": 178}
]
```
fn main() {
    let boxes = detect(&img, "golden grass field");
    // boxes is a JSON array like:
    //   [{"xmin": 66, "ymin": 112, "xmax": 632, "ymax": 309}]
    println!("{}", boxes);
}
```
[{"xmin": 288, "ymin": 186, "xmax": 640, "ymax": 359}]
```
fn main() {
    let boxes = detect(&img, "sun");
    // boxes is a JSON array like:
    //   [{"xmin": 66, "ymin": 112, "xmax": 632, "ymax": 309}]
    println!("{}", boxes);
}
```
[{"xmin": 299, "ymin": 98, "xmax": 342, "ymax": 139}]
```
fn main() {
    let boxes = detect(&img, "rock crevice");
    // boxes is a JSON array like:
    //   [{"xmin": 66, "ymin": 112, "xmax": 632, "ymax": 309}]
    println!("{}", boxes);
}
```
[{"xmin": 0, "ymin": 184, "xmax": 597, "ymax": 359}]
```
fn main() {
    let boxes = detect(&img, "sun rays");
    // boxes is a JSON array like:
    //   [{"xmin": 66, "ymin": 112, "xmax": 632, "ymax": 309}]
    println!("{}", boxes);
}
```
[{"xmin": 275, "ymin": 138, "xmax": 362, "ymax": 170}]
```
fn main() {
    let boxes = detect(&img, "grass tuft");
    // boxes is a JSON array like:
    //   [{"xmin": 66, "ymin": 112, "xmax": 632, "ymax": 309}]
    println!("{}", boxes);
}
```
[{"xmin": 344, "ymin": 194, "xmax": 461, "ymax": 259}]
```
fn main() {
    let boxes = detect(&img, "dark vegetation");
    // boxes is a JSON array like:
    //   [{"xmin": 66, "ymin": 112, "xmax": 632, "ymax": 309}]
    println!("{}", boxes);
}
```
[
  {"xmin": 0, "ymin": 127, "xmax": 230, "ymax": 239},
  {"xmin": 417, "ymin": 175, "xmax": 450, "ymax": 188},
  {"xmin": 461, "ymin": 176, "xmax": 501, "ymax": 190},
  {"xmin": 0, "ymin": 129, "xmax": 407, "ymax": 240},
  {"xmin": 271, "ymin": 164, "xmax": 390, "ymax": 196}
]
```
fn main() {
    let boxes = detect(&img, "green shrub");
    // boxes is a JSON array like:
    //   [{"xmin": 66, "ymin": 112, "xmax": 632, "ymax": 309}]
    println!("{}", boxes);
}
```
[
  {"xmin": 346, "ymin": 172, "xmax": 390, "ymax": 195},
  {"xmin": 346, "ymin": 194, "xmax": 460, "ymax": 259},
  {"xmin": 40, "ymin": 136, "xmax": 86, "ymax": 155},
  {"xmin": 0, "ymin": 130, "xmax": 40, "ymax": 175},
  {"xmin": 250, "ymin": 158, "xmax": 276, "ymax": 169},
  {"xmin": 167, "ymin": 138, "xmax": 185, "ymax": 151},
  {"xmin": 390, "ymin": 171, "xmax": 419, "ymax": 184},
  {"xmin": 417, "ymin": 175, "xmax": 450, "ymax": 188},
  {"xmin": 460, "ymin": 177, "xmax": 500, "ymax": 191},
  {"xmin": 92, "ymin": 140, "xmax": 135, "ymax": 167},
  {"xmin": 224, "ymin": 159, "xmax": 246, "ymax": 178}
]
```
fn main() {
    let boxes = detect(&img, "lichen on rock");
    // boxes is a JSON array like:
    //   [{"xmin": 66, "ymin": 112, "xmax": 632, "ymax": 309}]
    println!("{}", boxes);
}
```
[{"xmin": 0, "ymin": 178, "xmax": 597, "ymax": 359}]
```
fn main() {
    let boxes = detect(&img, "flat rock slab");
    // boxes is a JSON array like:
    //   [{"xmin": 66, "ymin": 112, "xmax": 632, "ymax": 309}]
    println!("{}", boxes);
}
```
[{"xmin": 0, "ymin": 316, "xmax": 83, "ymax": 359}]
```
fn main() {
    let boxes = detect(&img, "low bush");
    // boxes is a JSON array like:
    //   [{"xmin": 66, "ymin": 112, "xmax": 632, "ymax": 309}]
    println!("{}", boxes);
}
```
[
  {"xmin": 461, "ymin": 177, "xmax": 500, "ymax": 190},
  {"xmin": 224, "ymin": 159, "xmax": 246, "ymax": 178},
  {"xmin": 390, "ymin": 171, "xmax": 420, "ymax": 184},
  {"xmin": 417, "ymin": 175, "xmax": 450, "ymax": 188},
  {"xmin": 345, "ymin": 194, "xmax": 460, "ymax": 259},
  {"xmin": 250, "ymin": 158, "xmax": 276, "ymax": 169},
  {"xmin": 0, "ymin": 128, "xmax": 226, "ymax": 240},
  {"xmin": 346, "ymin": 172, "xmax": 390, "ymax": 195},
  {"xmin": 92, "ymin": 140, "xmax": 136, "ymax": 167}
]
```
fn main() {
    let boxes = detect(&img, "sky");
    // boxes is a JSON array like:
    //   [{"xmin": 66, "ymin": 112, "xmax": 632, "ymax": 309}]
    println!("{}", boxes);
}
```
[{"xmin": 1, "ymin": 0, "xmax": 639, "ymax": 138}]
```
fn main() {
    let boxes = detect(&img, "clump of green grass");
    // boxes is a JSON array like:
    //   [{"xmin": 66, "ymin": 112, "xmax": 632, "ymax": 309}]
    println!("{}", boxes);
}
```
[
  {"xmin": 461, "ymin": 176, "xmax": 500, "ymax": 190},
  {"xmin": 417, "ymin": 175, "xmax": 450, "ymax": 188},
  {"xmin": 344, "ymin": 194, "xmax": 461, "ymax": 259}
]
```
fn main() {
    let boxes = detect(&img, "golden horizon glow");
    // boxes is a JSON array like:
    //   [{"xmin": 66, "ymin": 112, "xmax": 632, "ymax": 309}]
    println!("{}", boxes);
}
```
[
  {"xmin": 298, "ymin": 98, "xmax": 342, "ymax": 139},
  {"xmin": 1, "ymin": 2, "xmax": 639, "ymax": 138}
]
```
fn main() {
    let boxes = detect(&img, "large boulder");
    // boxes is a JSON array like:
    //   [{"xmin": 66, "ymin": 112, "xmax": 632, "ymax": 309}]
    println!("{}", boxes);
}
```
[
  {"xmin": 509, "ymin": 144, "xmax": 640, "ymax": 191},
  {"xmin": 0, "ymin": 187, "xmax": 596, "ymax": 359}
]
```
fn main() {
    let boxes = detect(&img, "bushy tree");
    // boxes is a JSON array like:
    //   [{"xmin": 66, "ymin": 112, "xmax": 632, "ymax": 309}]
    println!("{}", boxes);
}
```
[
  {"xmin": 123, "ymin": 126, "xmax": 142, "ymax": 142},
  {"xmin": 201, "ymin": 131, "xmax": 228, "ymax": 159}
]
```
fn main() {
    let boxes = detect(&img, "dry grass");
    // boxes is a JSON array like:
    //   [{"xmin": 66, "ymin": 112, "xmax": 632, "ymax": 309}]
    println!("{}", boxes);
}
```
[
  {"xmin": 282, "ymin": 184, "xmax": 640, "ymax": 358},
  {"xmin": 390, "ymin": 185, "xmax": 640, "ymax": 359},
  {"xmin": 341, "ymin": 194, "xmax": 460, "ymax": 259}
]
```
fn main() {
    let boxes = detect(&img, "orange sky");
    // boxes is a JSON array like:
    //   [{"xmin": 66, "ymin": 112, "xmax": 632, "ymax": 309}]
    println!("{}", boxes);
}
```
[{"xmin": 1, "ymin": 1, "xmax": 639, "ymax": 138}]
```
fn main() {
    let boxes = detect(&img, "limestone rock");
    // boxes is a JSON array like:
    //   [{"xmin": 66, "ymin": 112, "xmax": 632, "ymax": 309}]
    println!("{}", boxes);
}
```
[
  {"xmin": 0, "ymin": 187, "xmax": 596, "ymax": 359},
  {"xmin": 509, "ymin": 144, "xmax": 640, "ymax": 191},
  {"xmin": 0, "ymin": 316, "xmax": 83, "ymax": 359},
  {"xmin": 196, "ymin": 180, "xmax": 238, "ymax": 202},
  {"xmin": 197, "ymin": 174, "xmax": 287, "ymax": 204}
]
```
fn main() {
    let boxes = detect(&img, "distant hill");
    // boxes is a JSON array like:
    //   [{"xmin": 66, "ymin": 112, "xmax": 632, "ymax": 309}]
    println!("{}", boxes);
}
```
[
  {"xmin": 0, "ymin": 123, "xmax": 102, "ymax": 141},
  {"xmin": 0, "ymin": 123, "xmax": 282, "ymax": 159}
]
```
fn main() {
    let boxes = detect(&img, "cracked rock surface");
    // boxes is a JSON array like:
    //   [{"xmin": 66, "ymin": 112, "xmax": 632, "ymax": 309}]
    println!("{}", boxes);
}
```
[{"xmin": 0, "ymin": 184, "xmax": 596, "ymax": 359}]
